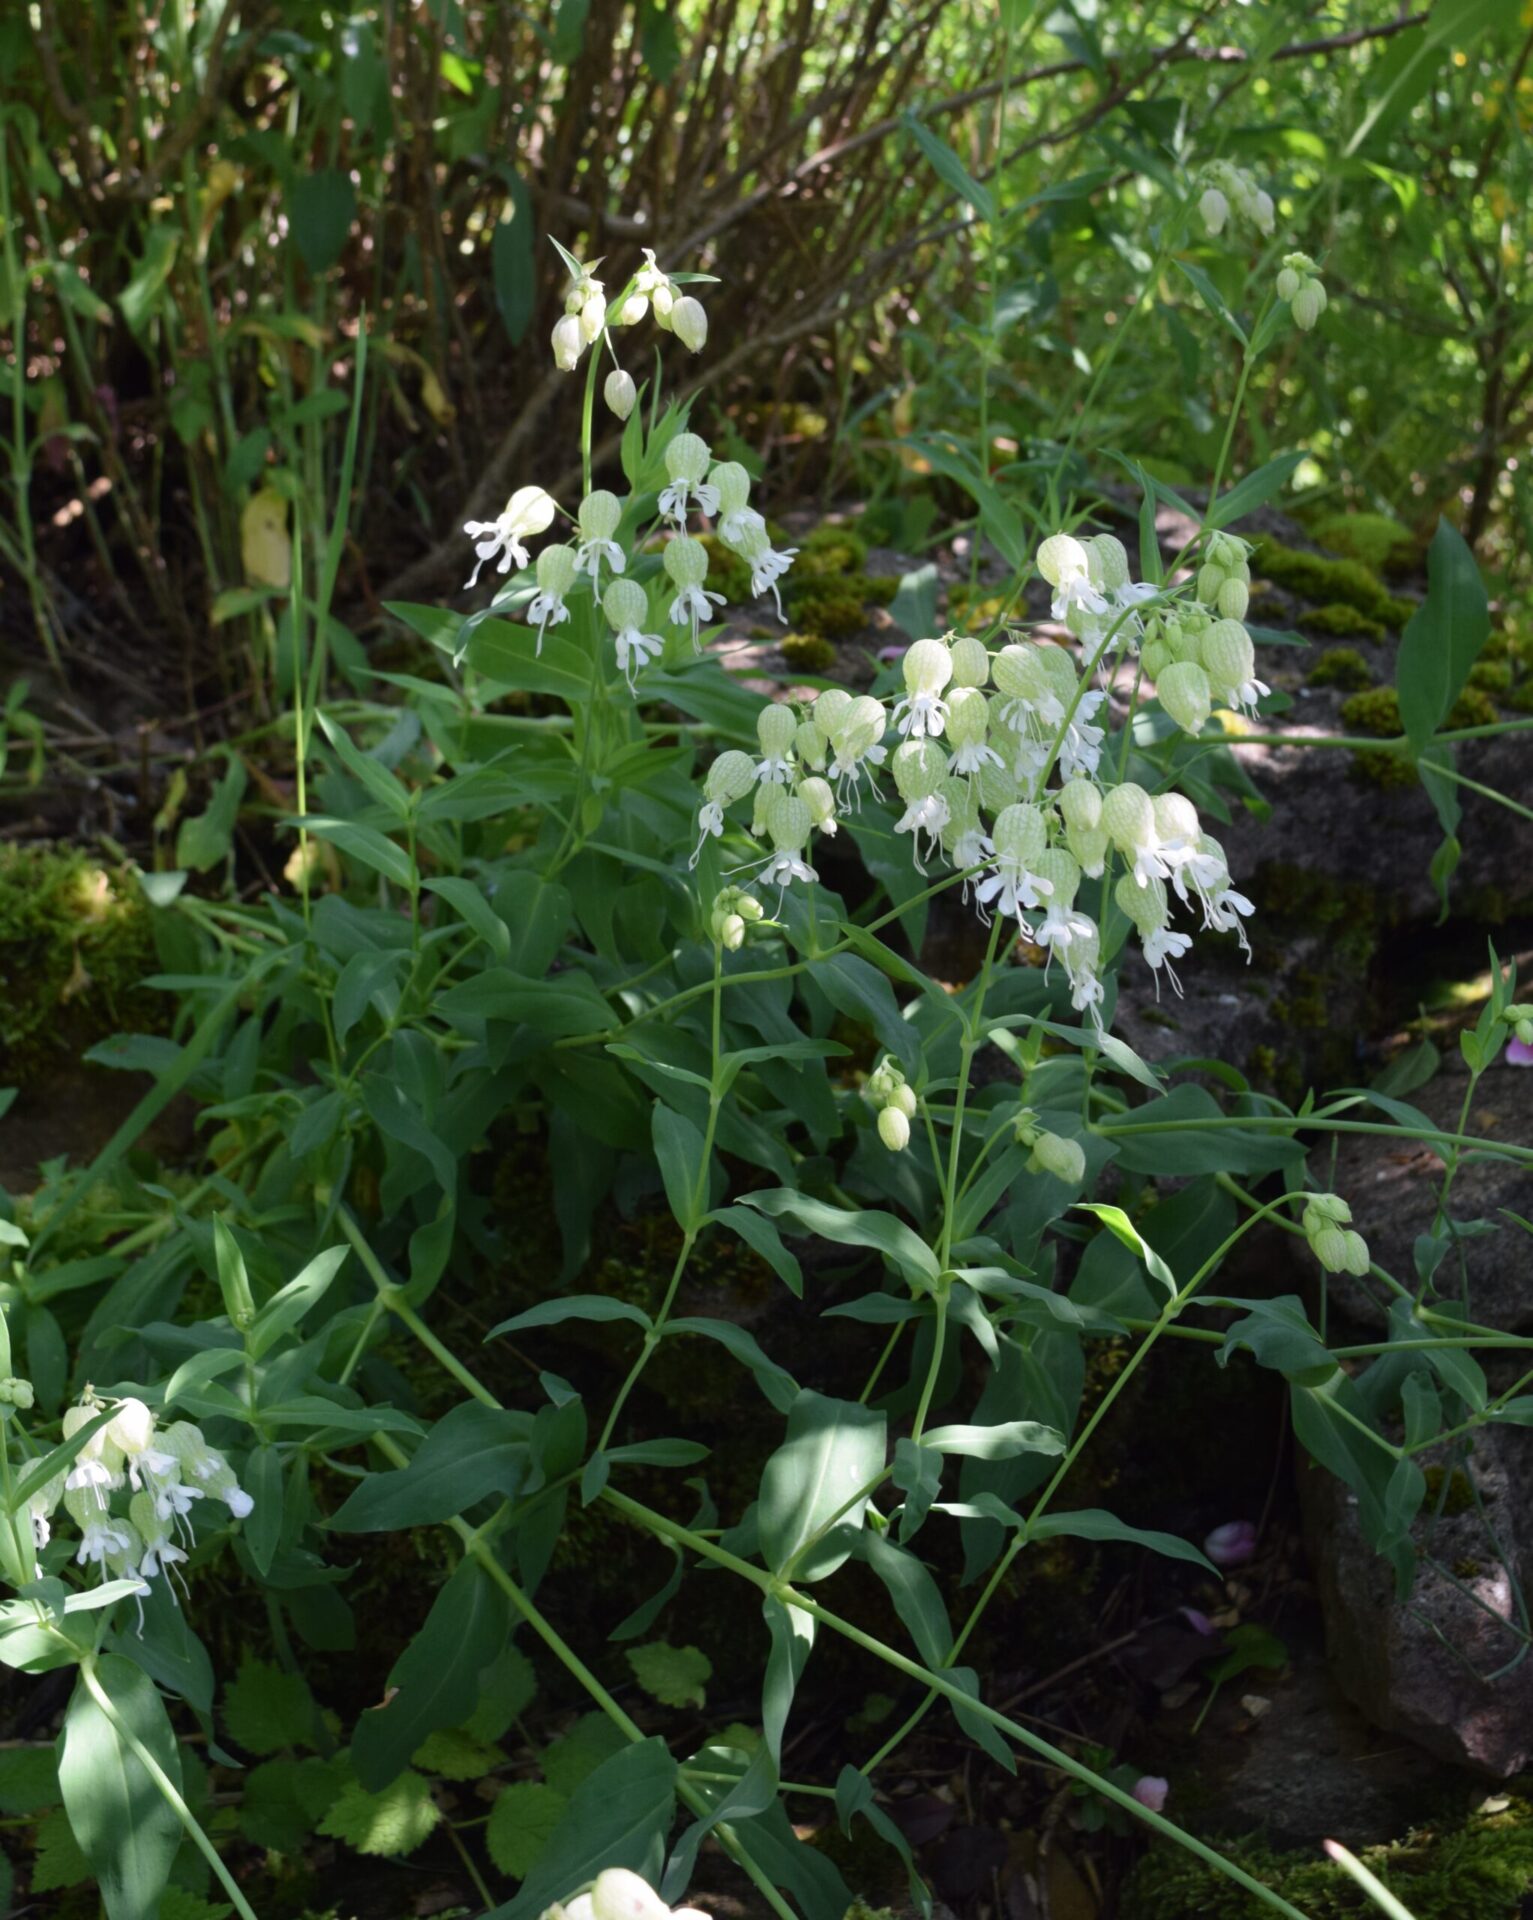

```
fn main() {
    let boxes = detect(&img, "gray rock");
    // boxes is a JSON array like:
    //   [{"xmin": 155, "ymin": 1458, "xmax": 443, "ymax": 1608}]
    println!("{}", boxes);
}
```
[
  {"xmin": 1325, "ymin": 1051, "xmax": 1533, "ymax": 1336},
  {"xmin": 1300, "ymin": 1420, "xmax": 1533, "ymax": 1777}
]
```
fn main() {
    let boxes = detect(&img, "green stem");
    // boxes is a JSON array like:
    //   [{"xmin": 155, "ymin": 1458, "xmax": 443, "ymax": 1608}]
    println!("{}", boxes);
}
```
[
  {"xmin": 601, "ymin": 1492, "xmax": 1309, "ymax": 1920},
  {"xmin": 339, "ymin": 1210, "xmax": 498, "ymax": 1408},
  {"xmin": 78, "ymin": 1658, "xmax": 261, "ymax": 1920}
]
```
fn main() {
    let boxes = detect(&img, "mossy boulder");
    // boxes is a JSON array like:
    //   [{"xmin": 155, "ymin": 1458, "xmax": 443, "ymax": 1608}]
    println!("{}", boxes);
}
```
[
  {"xmin": 1308, "ymin": 510, "xmax": 1419, "ymax": 577},
  {"xmin": 0, "ymin": 844, "xmax": 158, "ymax": 1084},
  {"xmin": 1298, "ymin": 602, "xmax": 1386, "ymax": 642},
  {"xmin": 1306, "ymin": 647, "xmax": 1373, "ymax": 691},
  {"xmin": 1254, "ymin": 539, "xmax": 1415, "ymax": 630}
]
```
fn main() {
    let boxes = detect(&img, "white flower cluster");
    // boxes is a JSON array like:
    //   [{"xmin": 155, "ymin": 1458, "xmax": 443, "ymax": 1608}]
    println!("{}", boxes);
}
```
[
  {"xmin": 1276, "ymin": 251, "xmax": 1327, "ymax": 332},
  {"xmin": 1196, "ymin": 161, "xmax": 1275, "ymax": 240},
  {"xmin": 1139, "ymin": 530, "xmax": 1270, "ymax": 731},
  {"xmin": 29, "ymin": 1393, "xmax": 251, "ymax": 1600},
  {"xmin": 462, "ymin": 434, "xmax": 795, "ymax": 692},
  {"xmin": 690, "ymin": 530, "xmax": 1257, "ymax": 1009},
  {"xmin": 541, "ymin": 1867, "xmax": 708, "ymax": 1920},
  {"xmin": 551, "ymin": 246, "xmax": 708, "ymax": 385}
]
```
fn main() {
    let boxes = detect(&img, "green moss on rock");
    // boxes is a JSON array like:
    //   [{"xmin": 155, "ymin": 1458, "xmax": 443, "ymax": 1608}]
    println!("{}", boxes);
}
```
[
  {"xmin": 1254, "ymin": 539, "xmax": 1414, "ymax": 629},
  {"xmin": 781, "ymin": 632, "xmax": 837, "ymax": 673},
  {"xmin": 0, "ymin": 844, "xmax": 158, "ymax": 1084},
  {"xmin": 1298, "ymin": 603, "xmax": 1386, "ymax": 642},
  {"xmin": 1127, "ymin": 1794, "xmax": 1533, "ymax": 1919},
  {"xmin": 1309, "ymin": 510, "xmax": 1418, "ymax": 577},
  {"xmin": 1306, "ymin": 647, "xmax": 1374, "ymax": 691}
]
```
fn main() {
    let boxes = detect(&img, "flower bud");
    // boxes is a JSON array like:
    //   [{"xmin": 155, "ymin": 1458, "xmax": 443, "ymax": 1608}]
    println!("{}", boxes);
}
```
[
  {"xmin": 1200, "ymin": 619, "xmax": 1255, "ymax": 698},
  {"xmin": 889, "ymin": 1082, "xmax": 918, "ymax": 1118},
  {"xmin": 1101, "ymin": 781, "xmax": 1154, "ymax": 853},
  {"xmin": 1140, "ymin": 636, "xmax": 1171, "ymax": 680},
  {"xmin": 878, "ymin": 1106, "xmax": 911, "ymax": 1153},
  {"xmin": 579, "ymin": 489, "xmax": 622, "ymax": 542},
  {"xmin": 1199, "ymin": 187, "xmax": 1229, "ymax": 235},
  {"xmin": 1216, "ymin": 576, "xmax": 1250, "ymax": 621},
  {"xmin": 1036, "ymin": 533, "xmax": 1090, "ymax": 587},
  {"xmin": 798, "ymin": 775, "xmax": 837, "ymax": 835},
  {"xmin": 1030, "ymin": 1130, "xmax": 1086, "ymax": 1184},
  {"xmin": 592, "ymin": 1868, "xmax": 671, "ymax": 1920},
  {"xmin": 107, "ymin": 1397, "xmax": 156, "ymax": 1458},
  {"xmin": 891, "ymin": 737, "xmax": 947, "ymax": 801},
  {"xmin": 1157, "ymin": 660, "xmax": 1212, "ymax": 737},
  {"xmin": 603, "ymin": 577, "xmax": 648, "ymax": 630},
  {"xmin": 1087, "ymin": 533, "xmax": 1130, "ymax": 591},
  {"xmin": 604, "ymin": 368, "xmax": 637, "ymax": 419},
  {"xmin": 704, "ymin": 749, "xmax": 757, "ymax": 806},
  {"xmin": 1291, "ymin": 279, "xmax": 1326, "ymax": 332},
  {"xmin": 670, "ymin": 295, "xmax": 707, "ymax": 353},
  {"xmin": 756, "ymin": 702, "xmax": 797, "ymax": 762},
  {"xmin": 1115, "ymin": 870, "xmax": 1168, "ymax": 932},
  {"xmin": 536, "ymin": 543, "xmax": 579, "ymax": 597},
  {"xmin": 0, "ymin": 1376, "xmax": 35, "ymax": 1410},
  {"xmin": 1059, "ymin": 776, "xmax": 1102, "ymax": 833},
  {"xmin": 948, "ymin": 634, "xmax": 991, "ymax": 687},
  {"xmin": 814, "ymin": 687, "xmax": 852, "ymax": 735},
  {"xmin": 663, "ymin": 533, "xmax": 709, "ymax": 589},
  {"xmin": 903, "ymin": 637, "xmax": 953, "ymax": 698},
  {"xmin": 664, "ymin": 433, "xmax": 711, "ymax": 486},
  {"xmin": 710, "ymin": 461, "xmax": 751, "ymax": 517},
  {"xmin": 1196, "ymin": 563, "xmax": 1225, "ymax": 607},
  {"xmin": 552, "ymin": 313, "xmax": 584, "ymax": 372},
  {"xmin": 1065, "ymin": 822, "xmax": 1108, "ymax": 877},
  {"xmin": 992, "ymin": 802, "xmax": 1047, "ymax": 867}
]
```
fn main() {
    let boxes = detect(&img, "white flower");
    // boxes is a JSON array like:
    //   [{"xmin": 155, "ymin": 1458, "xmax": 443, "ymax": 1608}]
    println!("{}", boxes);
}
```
[
  {"xmin": 1199, "ymin": 186, "xmax": 1229, "ymax": 235},
  {"xmin": 463, "ymin": 486, "xmax": 557, "ymax": 588},
  {"xmin": 528, "ymin": 544, "xmax": 579, "ymax": 654},
  {"xmin": 575, "ymin": 490, "xmax": 626, "ymax": 589},
  {"xmin": 892, "ymin": 638, "xmax": 953, "ymax": 741},
  {"xmin": 658, "ymin": 433, "xmax": 720, "ymax": 525},
  {"xmin": 743, "ymin": 533, "xmax": 797, "ymax": 621},
  {"xmin": 1144, "ymin": 925, "xmax": 1193, "ymax": 996},
  {"xmin": 1051, "ymin": 571, "xmax": 1110, "ymax": 625},
  {"xmin": 602, "ymin": 578, "xmax": 665, "ymax": 694},
  {"xmin": 663, "ymin": 535, "xmax": 725, "ymax": 649}
]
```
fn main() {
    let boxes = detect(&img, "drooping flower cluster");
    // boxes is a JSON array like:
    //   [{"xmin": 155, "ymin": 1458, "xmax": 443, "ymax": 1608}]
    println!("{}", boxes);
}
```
[
  {"xmin": 867, "ymin": 1057, "xmax": 919, "ymax": 1152},
  {"xmin": 1139, "ymin": 532, "xmax": 1269, "ymax": 728},
  {"xmin": 29, "ymin": 1392, "xmax": 252, "ymax": 1601},
  {"xmin": 462, "ymin": 421, "xmax": 795, "ymax": 692},
  {"xmin": 1276, "ymin": 252, "xmax": 1327, "ymax": 332},
  {"xmin": 1015, "ymin": 1111, "xmax": 1087, "ymax": 1185},
  {"xmin": 1302, "ymin": 1193, "xmax": 1370, "ymax": 1277},
  {"xmin": 549, "ymin": 245, "xmax": 708, "ymax": 380},
  {"xmin": 687, "ymin": 530, "xmax": 1261, "ymax": 1014},
  {"xmin": 1196, "ymin": 161, "xmax": 1276, "ymax": 240}
]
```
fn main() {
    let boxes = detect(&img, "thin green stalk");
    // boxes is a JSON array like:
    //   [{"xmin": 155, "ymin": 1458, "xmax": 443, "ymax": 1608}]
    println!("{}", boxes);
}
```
[
  {"xmin": 78, "ymin": 1658, "xmax": 261, "ymax": 1920},
  {"xmin": 339, "ymin": 1210, "xmax": 498, "ymax": 1409},
  {"xmin": 602, "ymin": 1491, "xmax": 1309, "ymax": 1920}
]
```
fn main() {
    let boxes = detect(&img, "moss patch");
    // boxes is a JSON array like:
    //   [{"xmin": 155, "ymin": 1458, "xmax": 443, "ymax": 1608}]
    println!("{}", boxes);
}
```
[
  {"xmin": 0, "ymin": 844, "xmax": 159, "ymax": 1084},
  {"xmin": 781, "ymin": 632, "xmax": 837, "ymax": 673},
  {"xmin": 1128, "ymin": 1794, "xmax": 1533, "ymax": 1919},
  {"xmin": 1254, "ymin": 539, "xmax": 1415, "ymax": 630},
  {"xmin": 1306, "ymin": 647, "xmax": 1374, "ymax": 691},
  {"xmin": 1309, "ymin": 510, "xmax": 1418, "ymax": 577},
  {"xmin": 1298, "ymin": 603, "xmax": 1386, "ymax": 642}
]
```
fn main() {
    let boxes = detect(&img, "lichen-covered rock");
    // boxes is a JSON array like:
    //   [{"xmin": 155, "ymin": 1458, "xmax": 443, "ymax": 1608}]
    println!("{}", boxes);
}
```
[{"xmin": 1300, "ymin": 1421, "xmax": 1533, "ymax": 1777}]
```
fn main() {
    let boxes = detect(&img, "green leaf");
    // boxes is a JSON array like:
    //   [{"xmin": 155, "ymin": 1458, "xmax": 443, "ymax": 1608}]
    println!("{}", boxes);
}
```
[
  {"xmin": 1217, "ymin": 1295, "xmax": 1338, "ymax": 1387},
  {"xmin": 463, "ymin": 1643, "xmax": 537, "ymax": 1744},
  {"xmin": 626, "ymin": 1641, "xmax": 711, "ymax": 1710},
  {"xmin": 0, "ymin": 1743, "xmax": 59, "ymax": 1812},
  {"xmin": 1075, "ymin": 1202, "xmax": 1177, "ymax": 1301},
  {"xmin": 294, "ymin": 815, "xmax": 414, "ymax": 888},
  {"xmin": 758, "ymin": 1390, "xmax": 886, "ymax": 1581},
  {"xmin": 30, "ymin": 1806, "xmax": 91, "ymax": 1891},
  {"xmin": 859, "ymin": 1531, "xmax": 952, "ymax": 1669},
  {"xmin": 413, "ymin": 1727, "xmax": 506, "ymax": 1780},
  {"xmin": 317, "ymin": 1769, "xmax": 440, "ymax": 1857},
  {"xmin": 495, "ymin": 1739, "xmax": 677, "ymax": 1919},
  {"xmin": 328, "ymin": 1402, "xmax": 530, "ymax": 1532},
  {"xmin": 921, "ymin": 1420, "xmax": 1064, "ymax": 1460},
  {"xmin": 351, "ymin": 1560, "xmax": 508, "ymax": 1791},
  {"xmin": 1028, "ymin": 1509, "xmax": 1215, "ymax": 1571},
  {"xmin": 120, "ymin": 227, "xmax": 180, "ymax": 337},
  {"xmin": 659, "ymin": 1317, "xmax": 799, "ymax": 1412},
  {"xmin": 465, "ymin": 622, "xmax": 600, "ymax": 704},
  {"xmin": 1174, "ymin": 259, "xmax": 1246, "ymax": 346},
  {"xmin": 176, "ymin": 756, "xmax": 247, "ymax": 873},
  {"xmin": 902, "ymin": 111, "xmax": 995, "ymax": 222},
  {"xmin": 224, "ymin": 1656, "xmax": 318, "ymax": 1756},
  {"xmin": 491, "ymin": 179, "xmax": 535, "ymax": 345},
  {"xmin": 1207, "ymin": 452, "xmax": 1303, "ymax": 531},
  {"xmin": 288, "ymin": 169, "xmax": 357, "ymax": 274},
  {"xmin": 486, "ymin": 1780, "xmax": 568, "ymax": 1878},
  {"xmin": 814, "ymin": 952, "xmax": 919, "ymax": 1075},
  {"xmin": 653, "ymin": 1100, "xmax": 707, "ymax": 1232},
  {"xmin": 247, "ymin": 1245, "xmax": 348, "ymax": 1360},
  {"xmin": 742, "ymin": 1189, "xmax": 939, "ymax": 1291},
  {"xmin": 58, "ymin": 1656, "xmax": 183, "ymax": 1920},
  {"xmin": 1396, "ymin": 519, "xmax": 1490, "ymax": 753},
  {"xmin": 704, "ymin": 1206, "xmax": 803, "ymax": 1298},
  {"xmin": 487, "ymin": 1296, "xmax": 651, "ymax": 1338},
  {"xmin": 541, "ymin": 1712, "xmax": 629, "ymax": 1797}
]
